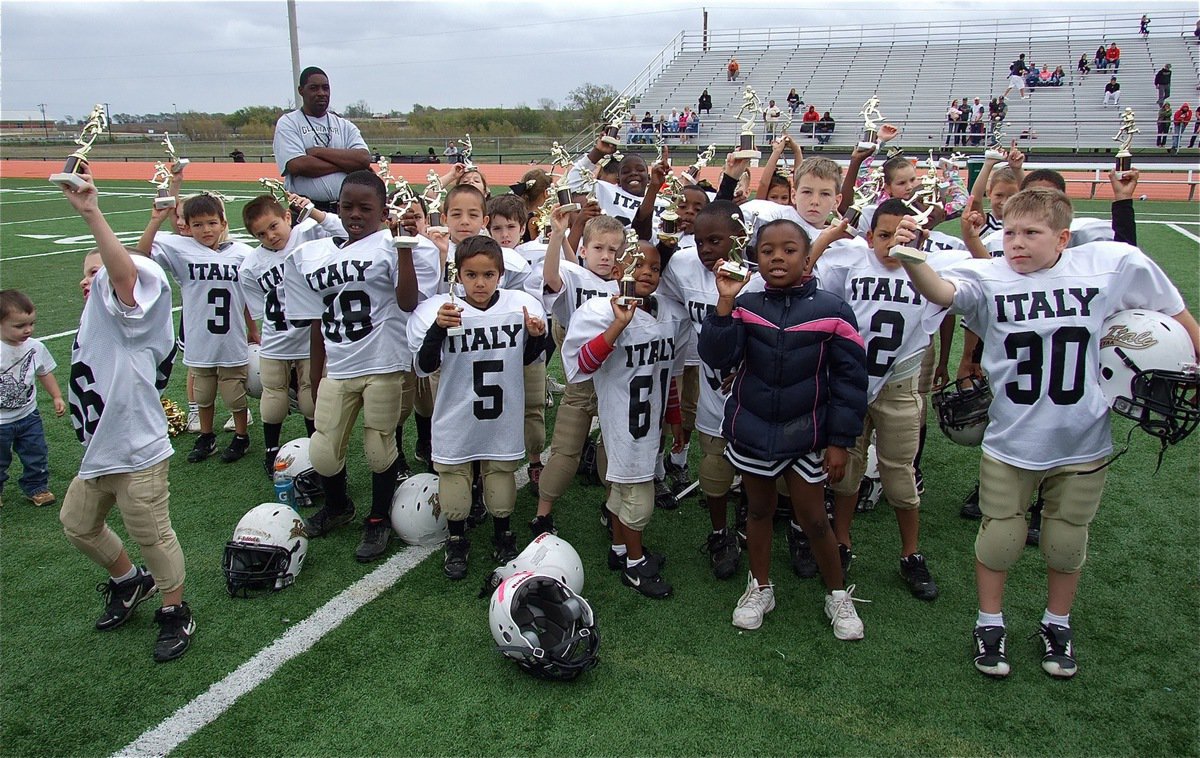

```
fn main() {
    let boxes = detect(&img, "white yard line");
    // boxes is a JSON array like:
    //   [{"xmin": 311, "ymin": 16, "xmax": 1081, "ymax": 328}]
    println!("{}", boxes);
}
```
[
  {"xmin": 1165, "ymin": 223, "xmax": 1200, "ymax": 244},
  {"xmin": 41, "ymin": 306, "xmax": 182, "ymax": 341},
  {"xmin": 4, "ymin": 246, "xmax": 100, "ymax": 262},
  {"xmin": 0, "ymin": 207, "xmax": 158, "ymax": 226}
]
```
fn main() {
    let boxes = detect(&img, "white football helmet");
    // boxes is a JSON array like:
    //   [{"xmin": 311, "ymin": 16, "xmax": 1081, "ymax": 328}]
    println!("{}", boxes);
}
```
[
  {"xmin": 275, "ymin": 438, "xmax": 323, "ymax": 507},
  {"xmin": 855, "ymin": 437, "xmax": 882, "ymax": 513},
  {"xmin": 1099, "ymin": 309, "xmax": 1200, "ymax": 445},
  {"xmin": 390, "ymin": 473, "xmax": 447, "ymax": 546},
  {"xmin": 222, "ymin": 503, "xmax": 308, "ymax": 596},
  {"xmin": 246, "ymin": 344, "xmax": 263, "ymax": 399},
  {"xmin": 932, "ymin": 375, "xmax": 992, "ymax": 446},
  {"xmin": 481, "ymin": 533, "xmax": 585, "ymax": 597},
  {"xmin": 489, "ymin": 571, "xmax": 599, "ymax": 681}
]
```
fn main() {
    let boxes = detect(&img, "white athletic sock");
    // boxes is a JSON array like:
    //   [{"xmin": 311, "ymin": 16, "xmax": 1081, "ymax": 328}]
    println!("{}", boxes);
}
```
[
  {"xmin": 655, "ymin": 455, "xmax": 666, "ymax": 479},
  {"xmin": 626, "ymin": 556, "xmax": 646, "ymax": 569},
  {"xmin": 113, "ymin": 565, "xmax": 138, "ymax": 583},
  {"xmin": 669, "ymin": 445, "xmax": 689, "ymax": 467},
  {"xmin": 1042, "ymin": 609, "xmax": 1070, "ymax": 628},
  {"xmin": 187, "ymin": 402, "xmax": 198, "ymax": 413},
  {"xmin": 611, "ymin": 544, "xmax": 627, "ymax": 557},
  {"xmin": 977, "ymin": 610, "xmax": 1005, "ymax": 628}
]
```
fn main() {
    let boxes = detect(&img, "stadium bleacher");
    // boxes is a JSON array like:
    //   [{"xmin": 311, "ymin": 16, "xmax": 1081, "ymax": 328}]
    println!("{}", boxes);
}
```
[{"xmin": 603, "ymin": 12, "xmax": 1198, "ymax": 153}]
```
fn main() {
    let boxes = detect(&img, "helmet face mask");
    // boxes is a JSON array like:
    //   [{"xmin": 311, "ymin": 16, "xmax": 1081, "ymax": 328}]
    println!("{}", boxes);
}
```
[
  {"xmin": 932, "ymin": 375, "xmax": 992, "ymax": 447},
  {"xmin": 222, "ymin": 504, "xmax": 308, "ymax": 597},
  {"xmin": 489, "ymin": 572, "xmax": 599, "ymax": 681}
]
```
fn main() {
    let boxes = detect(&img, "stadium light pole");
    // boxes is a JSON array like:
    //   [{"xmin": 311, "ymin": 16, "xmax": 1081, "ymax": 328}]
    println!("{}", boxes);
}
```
[
  {"xmin": 288, "ymin": 0, "xmax": 302, "ymax": 109},
  {"xmin": 173, "ymin": 103, "xmax": 180, "ymax": 133},
  {"xmin": 37, "ymin": 103, "xmax": 48, "ymax": 138}
]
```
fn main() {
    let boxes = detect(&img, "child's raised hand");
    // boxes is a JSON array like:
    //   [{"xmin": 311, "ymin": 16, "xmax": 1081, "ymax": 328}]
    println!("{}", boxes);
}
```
[
  {"xmin": 1109, "ymin": 167, "xmax": 1139, "ymax": 201},
  {"xmin": 723, "ymin": 153, "xmax": 751, "ymax": 180},
  {"xmin": 594, "ymin": 135, "xmax": 617, "ymax": 156},
  {"xmin": 58, "ymin": 173, "xmax": 100, "ymax": 214},
  {"xmin": 960, "ymin": 208, "xmax": 985, "ymax": 239},
  {"xmin": 53, "ymin": 397, "xmax": 66, "ymax": 417},
  {"xmin": 894, "ymin": 216, "xmax": 922, "ymax": 247},
  {"xmin": 712, "ymin": 262, "xmax": 750, "ymax": 299},
  {"xmin": 549, "ymin": 205, "xmax": 573, "ymax": 234},
  {"xmin": 1006, "ymin": 140, "xmax": 1025, "ymax": 171},
  {"xmin": 399, "ymin": 205, "xmax": 426, "ymax": 237},
  {"xmin": 878, "ymin": 123, "xmax": 900, "ymax": 143},
  {"xmin": 427, "ymin": 227, "xmax": 450, "ymax": 255},
  {"xmin": 650, "ymin": 155, "xmax": 670, "ymax": 187},
  {"xmin": 824, "ymin": 445, "xmax": 848, "ymax": 484},
  {"xmin": 447, "ymin": 163, "xmax": 466, "ymax": 183},
  {"xmin": 770, "ymin": 137, "xmax": 787, "ymax": 154},
  {"xmin": 849, "ymin": 143, "xmax": 876, "ymax": 163},
  {"xmin": 609, "ymin": 295, "xmax": 636, "ymax": 328},
  {"xmin": 286, "ymin": 192, "xmax": 313, "ymax": 212},
  {"xmin": 436, "ymin": 301, "xmax": 463, "ymax": 330},
  {"xmin": 523, "ymin": 306, "xmax": 546, "ymax": 337},
  {"xmin": 580, "ymin": 198, "xmax": 602, "ymax": 220}
]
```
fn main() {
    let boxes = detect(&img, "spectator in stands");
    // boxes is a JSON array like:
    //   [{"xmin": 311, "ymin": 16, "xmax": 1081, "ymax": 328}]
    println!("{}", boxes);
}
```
[
  {"xmin": 1078, "ymin": 54, "xmax": 1091, "ymax": 77},
  {"xmin": 959, "ymin": 97, "xmax": 972, "ymax": 141},
  {"xmin": 678, "ymin": 107, "xmax": 691, "ymax": 144},
  {"xmin": 763, "ymin": 99, "xmax": 782, "ymax": 138},
  {"xmin": 969, "ymin": 102, "xmax": 986, "ymax": 146},
  {"xmin": 1140, "ymin": 15, "xmax": 1150, "ymax": 36},
  {"xmin": 1050, "ymin": 66, "xmax": 1065, "ymax": 86},
  {"xmin": 698, "ymin": 89, "xmax": 712, "ymax": 115},
  {"xmin": 802, "ymin": 104, "xmax": 820, "ymax": 137},
  {"xmin": 1106, "ymin": 43, "xmax": 1120, "ymax": 72},
  {"xmin": 426, "ymin": 147, "xmax": 439, "ymax": 163},
  {"xmin": 229, "ymin": 149, "xmax": 245, "ymax": 163},
  {"xmin": 443, "ymin": 140, "xmax": 460, "ymax": 163},
  {"xmin": 642, "ymin": 111, "xmax": 654, "ymax": 133},
  {"xmin": 1189, "ymin": 116, "xmax": 1200, "ymax": 149},
  {"xmin": 988, "ymin": 97, "xmax": 999, "ymax": 122},
  {"xmin": 1155, "ymin": 64, "xmax": 1172, "ymax": 105},
  {"xmin": 1103, "ymin": 76, "xmax": 1121, "ymax": 106},
  {"xmin": 1004, "ymin": 55, "xmax": 1030, "ymax": 99},
  {"xmin": 1156, "ymin": 101, "xmax": 1172, "ymax": 147},
  {"xmin": 971, "ymin": 97, "xmax": 986, "ymax": 126},
  {"xmin": 1171, "ymin": 103, "xmax": 1192, "ymax": 153},
  {"xmin": 787, "ymin": 88, "xmax": 802, "ymax": 115},
  {"xmin": 1095, "ymin": 45, "xmax": 1107, "ymax": 71},
  {"xmin": 995, "ymin": 95, "xmax": 1008, "ymax": 124},
  {"xmin": 669, "ymin": 109, "xmax": 680, "ymax": 134},
  {"xmin": 816, "ymin": 111, "xmax": 835, "ymax": 144},
  {"xmin": 727, "ymin": 57, "xmax": 740, "ymax": 81},
  {"xmin": 1025, "ymin": 64, "xmax": 1041, "ymax": 89},
  {"xmin": 945, "ymin": 99, "xmax": 961, "ymax": 146},
  {"xmin": 1195, "ymin": 20, "xmax": 1199, "ymax": 42}
]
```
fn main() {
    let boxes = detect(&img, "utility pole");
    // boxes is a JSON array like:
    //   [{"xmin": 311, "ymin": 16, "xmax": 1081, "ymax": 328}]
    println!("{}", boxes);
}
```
[
  {"xmin": 37, "ymin": 103, "xmax": 48, "ymax": 137},
  {"xmin": 287, "ymin": 0, "xmax": 302, "ymax": 108},
  {"xmin": 103, "ymin": 102, "xmax": 113, "ymax": 142}
]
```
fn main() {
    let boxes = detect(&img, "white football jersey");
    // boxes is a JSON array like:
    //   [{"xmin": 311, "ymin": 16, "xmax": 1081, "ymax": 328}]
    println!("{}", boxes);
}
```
[
  {"xmin": 593, "ymin": 182, "xmax": 669, "ymax": 228},
  {"xmin": 239, "ymin": 216, "xmax": 345, "ymax": 360},
  {"xmin": 283, "ymin": 230, "xmax": 412, "ymax": 378},
  {"xmin": 983, "ymin": 217, "xmax": 1114, "ymax": 257},
  {"xmin": 815, "ymin": 239, "xmax": 963, "ymax": 401},
  {"xmin": 406, "ymin": 290, "xmax": 544, "ymax": 464},
  {"xmin": 562, "ymin": 295, "xmax": 692, "ymax": 483},
  {"xmin": 515, "ymin": 239, "xmax": 549, "ymax": 268},
  {"xmin": 151, "ymin": 235, "xmax": 252, "ymax": 367},
  {"xmin": 657, "ymin": 247, "xmax": 765, "ymax": 436},
  {"xmin": 440, "ymin": 242, "xmax": 540, "ymax": 299},
  {"xmin": 544, "ymin": 260, "xmax": 619, "ymax": 325},
  {"xmin": 71, "ymin": 258, "xmax": 176, "ymax": 478},
  {"xmin": 943, "ymin": 241, "xmax": 1185, "ymax": 470}
]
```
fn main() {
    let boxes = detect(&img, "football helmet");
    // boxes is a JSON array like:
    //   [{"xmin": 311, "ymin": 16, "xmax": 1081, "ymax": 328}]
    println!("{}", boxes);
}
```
[
  {"xmin": 222, "ymin": 503, "xmax": 308, "ymax": 597},
  {"xmin": 932, "ymin": 375, "xmax": 992, "ymax": 447},
  {"xmin": 246, "ymin": 344, "xmax": 263, "ymax": 399},
  {"xmin": 489, "ymin": 571, "xmax": 599, "ymax": 681},
  {"xmin": 578, "ymin": 435, "xmax": 601, "ymax": 485},
  {"xmin": 390, "ymin": 473, "xmax": 448, "ymax": 546},
  {"xmin": 275, "ymin": 438, "xmax": 323, "ymax": 507},
  {"xmin": 480, "ymin": 532, "xmax": 585, "ymax": 597},
  {"xmin": 856, "ymin": 438, "xmax": 882, "ymax": 513},
  {"xmin": 1099, "ymin": 309, "xmax": 1200, "ymax": 445}
]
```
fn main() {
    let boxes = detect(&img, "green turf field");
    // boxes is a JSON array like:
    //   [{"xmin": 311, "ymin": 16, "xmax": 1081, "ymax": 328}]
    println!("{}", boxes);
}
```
[{"xmin": 0, "ymin": 177, "xmax": 1197, "ymax": 757}]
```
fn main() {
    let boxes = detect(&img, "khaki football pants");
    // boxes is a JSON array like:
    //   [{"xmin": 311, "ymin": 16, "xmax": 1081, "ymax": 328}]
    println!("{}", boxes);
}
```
[
  {"xmin": 830, "ymin": 375, "xmax": 922, "ymax": 510},
  {"xmin": 310, "ymin": 372, "xmax": 405, "ymax": 475},
  {"xmin": 698, "ymin": 432, "xmax": 735, "ymax": 498},
  {"xmin": 607, "ymin": 480, "xmax": 655, "ymax": 531},
  {"xmin": 259, "ymin": 357, "xmax": 314, "ymax": 423},
  {"xmin": 524, "ymin": 361, "xmax": 546, "ymax": 458},
  {"xmin": 435, "ymin": 459, "xmax": 521, "ymax": 521},
  {"xmin": 191, "ymin": 364, "xmax": 248, "ymax": 413},
  {"xmin": 60, "ymin": 460, "xmax": 185, "ymax": 593},
  {"xmin": 538, "ymin": 378, "xmax": 599, "ymax": 502}
]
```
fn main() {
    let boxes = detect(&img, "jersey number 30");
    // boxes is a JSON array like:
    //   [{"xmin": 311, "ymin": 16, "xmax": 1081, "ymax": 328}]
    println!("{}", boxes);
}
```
[{"xmin": 1004, "ymin": 327, "xmax": 1089, "ymax": 405}]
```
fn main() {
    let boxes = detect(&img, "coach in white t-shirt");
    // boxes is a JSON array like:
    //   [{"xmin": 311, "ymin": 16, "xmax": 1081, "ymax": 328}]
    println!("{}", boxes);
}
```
[{"xmin": 272, "ymin": 67, "xmax": 371, "ymax": 210}]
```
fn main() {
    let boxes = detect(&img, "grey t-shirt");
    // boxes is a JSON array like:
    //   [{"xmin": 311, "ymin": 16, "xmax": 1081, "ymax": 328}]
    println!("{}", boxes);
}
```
[{"xmin": 272, "ymin": 109, "xmax": 368, "ymax": 202}]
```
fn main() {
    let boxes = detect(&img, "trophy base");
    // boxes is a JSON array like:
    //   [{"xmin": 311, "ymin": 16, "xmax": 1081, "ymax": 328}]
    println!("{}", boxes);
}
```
[
  {"xmin": 292, "ymin": 205, "xmax": 312, "ymax": 224},
  {"xmin": 558, "ymin": 203, "xmax": 581, "ymax": 213},
  {"xmin": 1114, "ymin": 153, "xmax": 1132, "ymax": 173},
  {"xmin": 889, "ymin": 245, "xmax": 927, "ymax": 264},
  {"xmin": 600, "ymin": 136, "xmax": 624, "ymax": 147},
  {"xmin": 426, "ymin": 225, "xmax": 449, "ymax": 236},
  {"xmin": 153, "ymin": 196, "xmax": 177, "ymax": 210},
  {"xmin": 656, "ymin": 232, "xmax": 681, "ymax": 244},
  {"xmin": 857, "ymin": 141, "xmax": 879, "ymax": 151},
  {"xmin": 616, "ymin": 295, "xmax": 643, "ymax": 308},
  {"xmin": 393, "ymin": 236, "xmax": 420, "ymax": 250},
  {"xmin": 730, "ymin": 149, "xmax": 761, "ymax": 160},
  {"xmin": 446, "ymin": 326, "xmax": 466, "ymax": 337},
  {"xmin": 171, "ymin": 158, "xmax": 190, "ymax": 175},
  {"xmin": 49, "ymin": 172, "xmax": 89, "ymax": 190},
  {"xmin": 984, "ymin": 148, "xmax": 1006, "ymax": 161},
  {"xmin": 718, "ymin": 261, "xmax": 750, "ymax": 282}
]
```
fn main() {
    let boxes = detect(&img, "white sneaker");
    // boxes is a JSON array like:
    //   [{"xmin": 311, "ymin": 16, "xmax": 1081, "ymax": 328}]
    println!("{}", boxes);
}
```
[
  {"xmin": 545, "ymin": 390, "xmax": 555, "ymax": 408},
  {"xmin": 185, "ymin": 409, "xmax": 201, "ymax": 434},
  {"xmin": 732, "ymin": 572, "xmax": 775, "ymax": 630},
  {"xmin": 223, "ymin": 409, "xmax": 254, "ymax": 432},
  {"xmin": 547, "ymin": 376, "xmax": 565, "ymax": 395},
  {"xmin": 824, "ymin": 584, "xmax": 869, "ymax": 640}
]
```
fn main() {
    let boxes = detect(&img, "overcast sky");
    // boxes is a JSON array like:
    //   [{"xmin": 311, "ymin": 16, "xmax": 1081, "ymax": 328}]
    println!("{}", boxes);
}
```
[{"xmin": 1, "ymin": 0, "xmax": 1194, "ymax": 121}]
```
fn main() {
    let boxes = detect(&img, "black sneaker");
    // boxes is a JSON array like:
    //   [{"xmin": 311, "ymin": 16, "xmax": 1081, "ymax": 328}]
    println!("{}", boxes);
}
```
[
  {"xmin": 187, "ymin": 433, "xmax": 217, "ymax": 463},
  {"xmin": 415, "ymin": 437, "xmax": 432, "ymax": 470},
  {"xmin": 395, "ymin": 454, "xmax": 413, "ymax": 484},
  {"xmin": 355, "ymin": 518, "xmax": 392, "ymax": 563},
  {"xmin": 153, "ymin": 602, "xmax": 195, "ymax": 663},
  {"xmin": 527, "ymin": 462, "xmax": 544, "ymax": 497},
  {"xmin": 1026, "ymin": 499, "xmax": 1043, "ymax": 546},
  {"xmin": 665, "ymin": 460, "xmax": 693, "ymax": 498},
  {"xmin": 492, "ymin": 530, "xmax": 518, "ymax": 564},
  {"xmin": 705, "ymin": 530, "xmax": 741, "ymax": 580},
  {"xmin": 786, "ymin": 526, "xmax": 818, "ymax": 579},
  {"xmin": 220, "ymin": 434, "xmax": 251, "ymax": 463},
  {"xmin": 608, "ymin": 547, "xmax": 666, "ymax": 571},
  {"xmin": 653, "ymin": 478, "xmax": 678, "ymax": 510},
  {"xmin": 264, "ymin": 447, "xmax": 280, "ymax": 481},
  {"xmin": 95, "ymin": 567, "xmax": 158, "ymax": 631},
  {"xmin": 899, "ymin": 552, "xmax": 940, "ymax": 600},
  {"xmin": 914, "ymin": 466, "xmax": 925, "ymax": 496},
  {"xmin": 529, "ymin": 514, "xmax": 557, "ymax": 538},
  {"xmin": 1032, "ymin": 622, "xmax": 1077, "ymax": 678},
  {"xmin": 622, "ymin": 557, "xmax": 673, "ymax": 598},
  {"xmin": 973, "ymin": 625, "xmax": 1011, "ymax": 678},
  {"xmin": 960, "ymin": 484, "xmax": 982, "ymax": 519},
  {"xmin": 599, "ymin": 500, "xmax": 612, "ymax": 532},
  {"xmin": 444, "ymin": 536, "xmax": 470, "ymax": 580},
  {"xmin": 303, "ymin": 502, "xmax": 356, "ymax": 537}
]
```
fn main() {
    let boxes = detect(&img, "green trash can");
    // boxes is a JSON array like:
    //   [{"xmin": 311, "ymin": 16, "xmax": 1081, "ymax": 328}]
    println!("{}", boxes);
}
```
[{"xmin": 967, "ymin": 157, "xmax": 985, "ymax": 193}]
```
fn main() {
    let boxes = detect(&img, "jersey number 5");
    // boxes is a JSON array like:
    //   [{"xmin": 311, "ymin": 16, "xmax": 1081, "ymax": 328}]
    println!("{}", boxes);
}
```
[{"xmin": 472, "ymin": 359, "xmax": 504, "ymax": 420}]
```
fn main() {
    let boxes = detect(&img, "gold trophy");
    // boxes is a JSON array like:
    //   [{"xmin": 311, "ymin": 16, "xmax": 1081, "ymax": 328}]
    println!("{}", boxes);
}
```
[
  {"xmin": 731, "ymin": 86, "xmax": 763, "ymax": 159},
  {"xmin": 686, "ymin": 144, "xmax": 717, "ymax": 179},
  {"xmin": 719, "ymin": 212, "xmax": 755, "ymax": 282},
  {"xmin": 387, "ymin": 176, "xmax": 420, "ymax": 249},
  {"xmin": 424, "ymin": 170, "xmax": 448, "ymax": 233},
  {"xmin": 459, "ymin": 133, "xmax": 477, "ymax": 172},
  {"xmin": 841, "ymin": 165, "xmax": 884, "ymax": 234},
  {"xmin": 533, "ymin": 194, "xmax": 557, "ymax": 241},
  {"xmin": 149, "ymin": 162, "xmax": 176, "ymax": 210},
  {"xmin": 376, "ymin": 156, "xmax": 398, "ymax": 192},
  {"xmin": 162, "ymin": 132, "xmax": 189, "ymax": 175},
  {"xmin": 657, "ymin": 173, "xmax": 685, "ymax": 244},
  {"xmin": 889, "ymin": 188, "xmax": 940, "ymax": 264},
  {"xmin": 616, "ymin": 229, "xmax": 646, "ymax": 307},
  {"xmin": 548, "ymin": 141, "xmax": 580, "ymax": 212},
  {"xmin": 984, "ymin": 120, "xmax": 1008, "ymax": 161},
  {"xmin": 857, "ymin": 95, "xmax": 885, "ymax": 151},
  {"xmin": 444, "ymin": 258, "xmax": 466, "ymax": 336},
  {"xmin": 601, "ymin": 97, "xmax": 632, "ymax": 147},
  {"xmin": 50, "ymin": 104, "xmax": 108, "ymax": 190},
  {"xmin": 1113, "ymin": 108, "xmax": 1138, "ymax": 175},
  {"xmin": 258, "ymin": 178, "xmax": 312, "ymax": 224}
]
